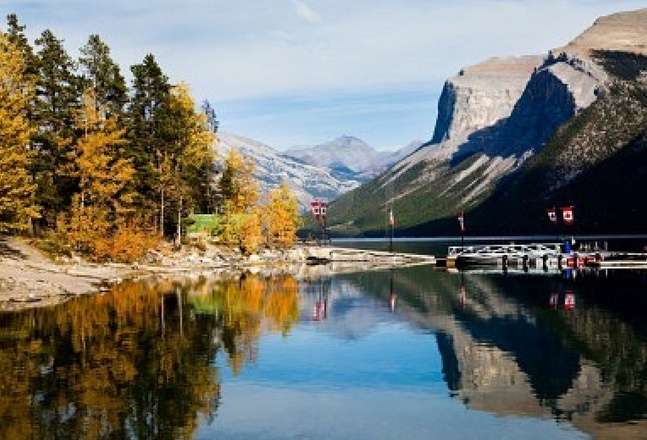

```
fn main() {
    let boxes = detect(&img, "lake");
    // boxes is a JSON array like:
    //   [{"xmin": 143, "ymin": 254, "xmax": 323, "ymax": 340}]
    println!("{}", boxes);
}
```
[{"xmin": 1, "ymin": 263, "xmax": 646, "ymax": 439}]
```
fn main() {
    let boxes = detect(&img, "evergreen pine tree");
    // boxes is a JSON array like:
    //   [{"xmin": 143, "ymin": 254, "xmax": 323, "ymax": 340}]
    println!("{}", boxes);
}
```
[
  {"xmin": 5, "ymin": 14, "xmax": 38, "ymax": 78},
  {"xmin": 33, "ymin": 29, "xmax": 80, "ymax": 225},
  {"xmin": 127, "ymin": 54, "xmax": 171, "ymax": 231},
  {"xmin": 78, "ymin": 35, "xmax": 127, "ymax": 117}
]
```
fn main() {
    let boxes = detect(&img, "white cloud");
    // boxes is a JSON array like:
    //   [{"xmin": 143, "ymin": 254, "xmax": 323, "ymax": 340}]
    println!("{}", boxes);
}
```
[
  {"xmin": 292, "ymin": 0, "xmax": 322, "ymax": 24},
  {"xmin": 4, "ymin": 0, "xmax": 646, "ymax": 103}
]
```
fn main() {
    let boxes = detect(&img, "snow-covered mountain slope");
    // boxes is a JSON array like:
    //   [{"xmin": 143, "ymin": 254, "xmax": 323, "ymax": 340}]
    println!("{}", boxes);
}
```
[{"xmin": 216, "ymin": 132, "xmax": 361, "ymax": 207}]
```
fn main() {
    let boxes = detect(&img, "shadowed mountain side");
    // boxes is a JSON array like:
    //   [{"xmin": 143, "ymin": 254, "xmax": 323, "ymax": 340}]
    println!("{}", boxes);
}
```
[
  {"xmin": 322, "ymin": 11, "xmax": 647, "ymax": 237},
  {"xmin": 398, "ymin": 51, "xmax": 647, "ymax": 236}
]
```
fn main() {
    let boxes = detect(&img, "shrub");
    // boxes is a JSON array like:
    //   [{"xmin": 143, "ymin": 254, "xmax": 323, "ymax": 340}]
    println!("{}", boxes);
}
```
[
  {"xmin": 94, "ymin": 222, "xmax": 159, "ymax": 263},
  {"xmin": 220, "ymin": 211, "xmax": 263, "ymax": 255}
]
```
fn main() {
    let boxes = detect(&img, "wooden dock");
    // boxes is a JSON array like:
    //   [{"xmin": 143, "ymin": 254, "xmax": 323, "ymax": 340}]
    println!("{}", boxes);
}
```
[
  {"xmin": 303, "ymin": 246, "xmax": 436, "ymax": 265},
  {"xmin": 445, "ymin": 243, "xmax": 647, "ymax": 270}
]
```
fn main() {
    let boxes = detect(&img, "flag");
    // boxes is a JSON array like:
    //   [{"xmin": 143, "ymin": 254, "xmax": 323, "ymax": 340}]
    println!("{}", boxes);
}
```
[
  {"xmin": 457, "ymin": 211, "xmax": 465, "ymax": 232},
  {"xmin": 561, "ymin": 206, "xmax": 574, "ymax": 225},
  {"xmin": 389, "ymin": 208, "xmax": 395, "ymax": 227},
  {"xmin": 310, "ymin": 200, "xmax": 320, "ymax": 217},
  {"xmin": 547, "ymin": 207, "xmax": 557, "ymax": 223}
]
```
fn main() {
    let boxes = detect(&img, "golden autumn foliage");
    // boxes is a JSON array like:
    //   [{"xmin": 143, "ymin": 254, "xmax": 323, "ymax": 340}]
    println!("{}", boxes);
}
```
[
  {"xmin": 75, "ymin": 89, "xmax": 135, "ymax": 217},
  {"xmin": 159, "ymin": 83, "xmax": 215, "ymax": 243},
  {"xmin": 93, "ymin": 221, "xmax": 159, "ymax": 263},
  {"xmin": 188, "ymin": 274, "xmax": 299, "ymax": 373},
  {"xmin": 264, "ymin": 182, "xmax": 301, "ymax": 248},
  {"xmin": 218, "ymin": 149, "xmax": 264, "ymax": 253},
  {"xmin": 219, "ymin": 149, "xmax": 258, "ymax": 213},
  {"xmin": 220, "ymin": 211, "xmax": 263, "ymax": 254},
  {"xmin": 0, "ymin": 33, "xmax": 38, "ymax": 233},
  {"xmin": 56, "ymin": 90, "xmax": 157, "ymax": 261}
]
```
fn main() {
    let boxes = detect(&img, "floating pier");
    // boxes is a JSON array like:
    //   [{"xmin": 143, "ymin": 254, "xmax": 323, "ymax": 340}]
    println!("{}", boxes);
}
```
[{"xmin": 446, "ymin": 242, "xmax": 647, "ymax": 270}]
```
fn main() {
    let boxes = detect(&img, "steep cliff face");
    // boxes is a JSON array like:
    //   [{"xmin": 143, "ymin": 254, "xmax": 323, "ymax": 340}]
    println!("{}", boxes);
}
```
[
  {"xmin": 325, "ymin": 8, "xmax": 647, "ymax": 237},
  {"xmin": 467, "ymin": 51, "xmax": 647, "ymax": 235},
  {"xmin": 431, "ymin": 56, "xmax": 542, "ymax": 145}
]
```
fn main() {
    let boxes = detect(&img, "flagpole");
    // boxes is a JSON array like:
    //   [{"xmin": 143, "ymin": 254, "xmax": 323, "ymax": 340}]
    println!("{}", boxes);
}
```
[{"xmin": 389, "ymin": 207, "xmax": 394, "ymax": 254}]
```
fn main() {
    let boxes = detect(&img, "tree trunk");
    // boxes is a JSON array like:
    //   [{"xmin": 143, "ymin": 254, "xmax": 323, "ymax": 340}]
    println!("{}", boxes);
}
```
[
  {"xmin": 159, "ymin": 188, "xmax": 165, "ymax": 237},
  {"xmin": 176, "ymin": 196, "xmax": 182, "ymax": 247}
]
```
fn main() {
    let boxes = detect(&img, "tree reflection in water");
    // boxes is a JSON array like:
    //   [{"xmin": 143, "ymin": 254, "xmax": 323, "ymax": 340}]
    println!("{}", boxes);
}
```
[{"xmin": 0, "ymin": 273, "xmax": 299, "ymax": 439}]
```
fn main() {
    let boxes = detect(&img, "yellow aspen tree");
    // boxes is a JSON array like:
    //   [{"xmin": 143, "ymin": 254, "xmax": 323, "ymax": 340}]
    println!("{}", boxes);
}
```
[
  {"xmin": 265, "ymin": 183, "xmax": 301, "ymax": 248},
  {"xmin": 220, "ymin": 149, "xmax": 258, "ymax": 214},
  {"xmin": 165, "ymin": 83, "xmax": 215, "ymax": 245},
  {"xmin": 75, "ymin": 89, "xmax": 134, "ymax": 218},
  {"xmin": 65, "ymin": 89, "xmax": 135, "ymax": 255},
  {"xmin": 0, "ymin": 33, "xmax": 38, "ymax": 233}
]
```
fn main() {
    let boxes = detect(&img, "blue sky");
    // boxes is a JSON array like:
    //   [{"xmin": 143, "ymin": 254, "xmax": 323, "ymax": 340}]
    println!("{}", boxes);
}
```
[{"xmin": 2, "ymin": 0, "xmax": 646, "ymax": 150}]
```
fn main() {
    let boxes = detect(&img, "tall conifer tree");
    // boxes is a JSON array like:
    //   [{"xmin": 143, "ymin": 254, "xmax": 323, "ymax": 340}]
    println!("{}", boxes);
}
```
[
  {"xmin": 78, "ymin": 35, "xmax": 127, "ymax": 117},
  {"xmin": 33, "ymin": 29, "xmax": 80, "ymax": 224},
  {"xmin": 127, "ymin": 54, "xmax": 170, "ymax": 231}
]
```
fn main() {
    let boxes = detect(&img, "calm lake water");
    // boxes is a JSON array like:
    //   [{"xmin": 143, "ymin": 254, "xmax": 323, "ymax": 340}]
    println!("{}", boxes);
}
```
[{"xmin": 1, "ymin": 264, "xmax": 647, "ymax": 439}]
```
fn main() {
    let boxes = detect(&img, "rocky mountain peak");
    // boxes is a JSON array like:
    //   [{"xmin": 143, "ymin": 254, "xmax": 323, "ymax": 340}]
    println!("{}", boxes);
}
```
[
  {"xmin": 560, "ymin": 8, "xmax": 647, "ymax": 57},
  {"xmin": 332, "ymin": 135, "xmax": 371, "ymax": 148}
]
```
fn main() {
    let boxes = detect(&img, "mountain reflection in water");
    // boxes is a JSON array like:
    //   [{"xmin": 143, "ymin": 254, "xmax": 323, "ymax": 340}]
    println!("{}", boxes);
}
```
[{"xmin": 0, "ymin": 267, "xmax": 646, "ymax": 439}]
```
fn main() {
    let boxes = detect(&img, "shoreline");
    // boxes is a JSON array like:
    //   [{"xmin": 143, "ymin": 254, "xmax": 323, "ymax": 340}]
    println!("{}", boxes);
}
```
[{"xmin": 0, "ymin": 237, "xmax": 435, "ymax": 311}]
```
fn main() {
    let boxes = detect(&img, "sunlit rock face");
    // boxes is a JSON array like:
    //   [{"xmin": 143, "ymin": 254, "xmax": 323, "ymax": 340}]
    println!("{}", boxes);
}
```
[
  {"xmin": 559, "ymin": 8, "xmax": 647, "ymax": 57},
  {"xmin": 431, "ymin": 56, "xmax": 542, "ymax": 145}
]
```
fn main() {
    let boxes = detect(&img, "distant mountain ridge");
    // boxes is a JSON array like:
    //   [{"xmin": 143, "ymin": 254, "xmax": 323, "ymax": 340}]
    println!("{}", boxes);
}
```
[
  {"xmin": 286, "ymin": 136, "xmax": 424, "ymax": 180},
  {"xmin": 216, "ymin": 133, "xmax": 423, "ymax": 210},
  {"xmin": 325, "ymin": 8, "xmax": 647, "ymax": 236},
  {"xmin": 216, "ymin": 132, "xmax": 361, "ymax": 208}
]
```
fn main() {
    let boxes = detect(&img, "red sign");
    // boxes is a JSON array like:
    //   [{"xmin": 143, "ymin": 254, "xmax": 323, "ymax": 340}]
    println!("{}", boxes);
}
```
[
  {"xmin": 457, "ymin": 212, "xmax": 465, "ymax": 232},
  {"xmin": 547, "ymin": 207, "xmax": 557, "ymax": 223},
  {"xmin": 310, "ymin": 199, "xmax": 328, "ymax": 220},
  {"xmin": 561, "ymin": 206, "xmax": 574, "ymax": 225}
]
